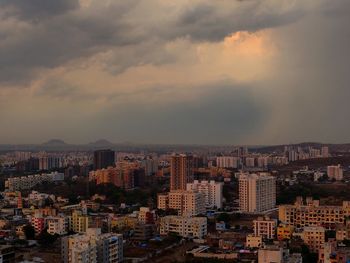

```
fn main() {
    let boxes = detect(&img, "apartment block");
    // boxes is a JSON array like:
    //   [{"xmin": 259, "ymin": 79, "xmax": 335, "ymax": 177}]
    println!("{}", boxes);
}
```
[
  {"xmin": 246, "ymin": 234, "xmax": 262, "ymax": 248},
  {"xmin": 160, "ymin": 216, "xmax": 207, "ymax": 238},
  {"xmin": 277, "ymin": 224, "xmax": 294, "ymax": 241},
  {"xmin": 279, "ymin": 197, "xmax": 350, "ymax": 229},
  {"xmin": 216, "ymin": 156, "xmax": 240, "ymax": 168},
  {"xmin": 157, "ymin": 190, "xmax": 206, "ymax": 216},
  {"xmin": 302, "ymin": 226, "xmax": 325, "ymax": 253},
  {"xmin": 186, "ymin": 180, "xmax": 223, "ymax": 209},
  {"xmin": 46, "ymin": 216, "xmax": 68, "ymax": 235},
  {"xmin": 253, "ymin": 217, "xmax": 276, "ymax": 240},
  {"xmin": 69, "ymin": 210, "xmax": 91, "ymax": 233},
  {"xmin": 327, "ymin": 165, "xmax": 343, "ymax": 181},
  {"xmin": 62, "ymin": 228, "xmax": 123, "ymax": 263},
  {"xmin": 5, "ymin": 172, "xmax": 64, "ymax": 191},
  {"xmin": 170, "ymin": 154, "xmax": 194, "ymax": 191},
  {"xmin": 239, "ymin": 173, "xmax": 276, "ymax": 213}
]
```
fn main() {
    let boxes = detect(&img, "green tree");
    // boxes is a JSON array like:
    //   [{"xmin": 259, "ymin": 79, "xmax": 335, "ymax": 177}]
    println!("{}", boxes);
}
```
[
  {"xmin": 23, "ymin": 224, "xmax": 35, "ymax": 240},
  {"xmin": 217, "ymin": 213, "xmax": 230, "ymax": 223},
  {"xmin": 37, "ymin": 228, "xmax": 58, "ymax": 246}
]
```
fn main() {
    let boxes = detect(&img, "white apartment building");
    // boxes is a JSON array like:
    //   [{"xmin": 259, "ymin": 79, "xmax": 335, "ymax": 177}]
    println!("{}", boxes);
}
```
[
  {"xmin": 186, "ymin": 180, "xmax": 223, "ymax": 209},
  {"xmin": 216, "ymin": 156, "xmax": 241, "ymax": 168},
  {"xmin": 5, "ymin": 172, "xmax": 64, "ymax": 191},
  {"xmin": 253, "ymin": 217, "xmax": 276, "ymax": 240},
  {"xmin": 327, "ymin": 165, "xmax": 343, "ymax": 181},
  {"xmin": 157, "ymin": 190, "xmax": 206, "ymax": 217},
  {"xmin": 216, "ymin": 156, "xmax": 240, "ymax": 168},
  {"xmin": 245, "ymin": 157, "xmax": 255, "ymax": 167},
  {"xmin": 160, "ymin": 216, "xmax": 207, "ymax": 238},
  {"xmin": 62, "ymin": 228, "xmax": 123, "ymax": 263},
  {"xmin": 321, "ymin": 146, "xmax": 329, "ymax": 158},
  {"xmin": 257, "ymin": 157, "xmax": 269, "ymax": 168},
  {"xmin": 239, "ymin": 173, "xmax": 276, "ymax": 213},
  {"xmin": 46, "ymin": 216, "xmax": 68, "ymax": 235}
]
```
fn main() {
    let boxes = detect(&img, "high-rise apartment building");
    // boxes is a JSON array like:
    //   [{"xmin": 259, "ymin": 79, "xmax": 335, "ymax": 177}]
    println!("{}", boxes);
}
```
[
  {"xmin": 327, "ymin": 165, "xmax": 343, "ymax": 181},
  {"xmin": 93, "ymin": 150, "xmax": 115, "ymax": 170},
  {"xmin": 186, "ymin": 180, "xmax": 223, "ymax": 209},
  {"xmin": 216, "ymin": 156, "xmax": 240, "ymax": 168},
  {"xmin": 245, "ymin": 157, "xmax": 255, "ymax": 167},
  {"xmin": 39, "ymin": 156, "xmax": 63, "ymax": 170},
  {"xmin": 321, "ymin": 146, "xmax": 329, "ymax": 158},
  {"xmin": 239, "ymin": 173, "xmax": 276, "ymax": 213},
  {"xmin": 170, "ymin": 154, "xmax": 193, "ymax": 191},
  {"xmin": 257, "ymin": 157, "xmax": 269, "ymax": 168}
]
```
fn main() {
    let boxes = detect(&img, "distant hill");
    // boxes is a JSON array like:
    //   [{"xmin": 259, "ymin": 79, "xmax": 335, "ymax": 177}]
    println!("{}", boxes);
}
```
[
  {"xmin": 42, "ymin": 139, "xmax": 67, "ymax": 146},
  {"xmin": 88, "ymin": 139, "xmax": 115, "ymax": 148},
  {"xmin": 1, "ymin": 140, "xmax": 350, "ymax": 153}
]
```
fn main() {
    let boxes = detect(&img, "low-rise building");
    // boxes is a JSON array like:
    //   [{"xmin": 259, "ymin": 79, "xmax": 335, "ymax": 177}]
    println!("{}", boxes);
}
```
[
  {"xmin": 138, "ymin": 207, "xmax": 156, "ymax": 224},
  {"xmin": 46, "ymin": 216, "xmax": 68, "ymax": 235},
  {"xmin": 246, "ymin": 234, "xmax": 262, "ymax": 248},
  {"xmin": 160, "ymin": 216, "xmax": 207, "ymax": 238},
  {"xmin": 253, "ymin": 217, "xmax": 276, "ymax": 240},
  {"xmin": 277, "ymin": 224, "xmax": 294, "ymax": 241},
  {"xmin": 61, "ymin": 228, "xmax": 123, "ymax": 263},
  {"xmin": 279, "ymin": 197, "xmax": 350, "ymax": 229}
]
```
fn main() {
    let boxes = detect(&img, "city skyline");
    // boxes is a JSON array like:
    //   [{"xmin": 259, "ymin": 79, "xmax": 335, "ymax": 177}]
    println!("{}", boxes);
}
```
[{"xmin": 1, "ymin": 0, "xmax": 350, "ymax": 145}]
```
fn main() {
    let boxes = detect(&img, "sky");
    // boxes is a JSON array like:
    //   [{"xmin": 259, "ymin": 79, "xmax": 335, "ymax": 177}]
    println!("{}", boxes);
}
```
[{"xmin": 0, "ymin": 0, "xmax": 349, "ymax": 145}]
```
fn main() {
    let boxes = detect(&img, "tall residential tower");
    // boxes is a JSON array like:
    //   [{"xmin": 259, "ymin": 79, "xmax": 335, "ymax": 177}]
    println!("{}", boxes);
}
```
[
  {"xmin": 170, "ymin": 154, "xmax": 194, "ymax": 191},
  {"xmin": 239, "ymin": 173, "xmax": 276, "ymax": 213}
]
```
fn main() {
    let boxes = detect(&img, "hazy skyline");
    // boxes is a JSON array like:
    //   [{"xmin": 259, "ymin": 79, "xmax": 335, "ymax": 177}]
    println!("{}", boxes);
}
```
[{"xmin": 1, "ymin": 0, "xmax": 350, "ymax": 145}]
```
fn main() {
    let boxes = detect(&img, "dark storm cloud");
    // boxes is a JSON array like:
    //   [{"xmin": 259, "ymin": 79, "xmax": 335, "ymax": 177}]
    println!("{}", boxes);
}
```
[
  {"xmin": 0, "ymin": 0, "xmax": 79, "ymax": 20},
  {"xmin": 259, "ymin": 0, "xmax": 350, "ymax": 144},
  {"xmin": 0, "ymin": 0, "xmax": 142, "ymax": 84},
  {"xmin": 91, "ymin": 82, "xmax": 269, "ymax": 144},
  {"xmin": 0, "ymin": 0, "xmax": 307, "ymax": 85},
  {"xmin": 171, "ymin": 1, "xmax": 305, "ymax": 41}
]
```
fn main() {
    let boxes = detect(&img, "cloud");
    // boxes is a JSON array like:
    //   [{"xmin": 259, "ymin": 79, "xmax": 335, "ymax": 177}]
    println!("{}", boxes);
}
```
[
  {"xmin": 0, "ymin": 0, "xmax": 312, "ymax": 85},
  {"xmin": 0, "ymin": 0, "xmax": 79, "ymax": 20},
  {"xmin": 1, "ymin": 0, "xmax": 350, "ymax": 145}
]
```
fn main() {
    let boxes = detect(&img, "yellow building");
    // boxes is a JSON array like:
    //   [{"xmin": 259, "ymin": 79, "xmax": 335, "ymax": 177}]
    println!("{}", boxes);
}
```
[
  {"xmin": 279, "ymin": 197, "xmax": 350, "ymax": 229},
  {"xmin": 69, "ymin": 210, "xmax": 91, "ymax": 233},
  {"xmin": 110, "ymin": 216, "xmax": 138, "ymax": 230},
  {"xmin": 277, "ymin": 224, "xmax": 294, "ymax": 241},
  {"xmin": 302, "ymin": 226, "xmax": 325, "ymax": 253},
  {"xmin": 246, "ymin": 234, "xmax": 262, "ymax": 248}
]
